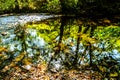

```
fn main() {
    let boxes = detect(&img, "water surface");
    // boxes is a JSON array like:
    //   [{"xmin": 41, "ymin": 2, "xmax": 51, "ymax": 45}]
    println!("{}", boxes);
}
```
[{"xmin": 0, "ymin": 14, "xmax": 120, "ymax": 78}]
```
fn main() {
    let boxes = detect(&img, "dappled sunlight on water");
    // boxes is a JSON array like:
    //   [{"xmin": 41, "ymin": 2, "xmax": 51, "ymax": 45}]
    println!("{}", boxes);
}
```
[{"xmin": 0, "ymin": 14, "xmax": 120, "ymax": 79}]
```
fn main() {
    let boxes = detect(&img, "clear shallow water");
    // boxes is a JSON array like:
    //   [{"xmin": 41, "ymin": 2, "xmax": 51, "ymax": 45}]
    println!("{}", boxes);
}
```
[
  {"xmin": 0, "ymin": 13, "xmax": 58, "ymax": 31},
  {"xmin": 0, "ymin": 14, "xmax": 120, "ymax": 76}
]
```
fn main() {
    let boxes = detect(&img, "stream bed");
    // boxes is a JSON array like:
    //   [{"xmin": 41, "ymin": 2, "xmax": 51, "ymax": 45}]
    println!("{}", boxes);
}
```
[{"xmin": 0, "ymin": 13, "xmax": 120, "ymax": 79}]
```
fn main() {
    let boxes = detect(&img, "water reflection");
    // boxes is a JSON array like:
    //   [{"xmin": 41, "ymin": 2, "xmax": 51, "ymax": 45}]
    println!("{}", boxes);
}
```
[
  {"xmin": 0, "ymin": 16, "xmax": 120, "ymax": 78},
  {"xmin": 27, "ymin": 16, "xmax": 120, "ymax": 74}
]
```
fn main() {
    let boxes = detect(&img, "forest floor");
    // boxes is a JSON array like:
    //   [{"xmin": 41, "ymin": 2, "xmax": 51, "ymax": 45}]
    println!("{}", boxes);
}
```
[{"xmin": 1, "ymin": 63, "xmax": 102, "ymax": 80}]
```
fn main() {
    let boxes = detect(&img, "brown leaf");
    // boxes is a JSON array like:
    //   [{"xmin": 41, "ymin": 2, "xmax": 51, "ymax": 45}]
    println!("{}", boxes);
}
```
[{"xmin": 103, "ymin": 19, "xmax": 111, "ymax": 24}]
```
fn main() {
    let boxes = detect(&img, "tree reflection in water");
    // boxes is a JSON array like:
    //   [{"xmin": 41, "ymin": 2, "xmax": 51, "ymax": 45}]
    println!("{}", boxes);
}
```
[{"xmin": 0, "ymin": 16, "xmax": 120, "ymax": 79}]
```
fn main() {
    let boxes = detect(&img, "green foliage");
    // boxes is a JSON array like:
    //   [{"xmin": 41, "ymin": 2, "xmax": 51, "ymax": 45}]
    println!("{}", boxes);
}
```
[
  {"xmin": 62, "ymin": 0, "xmax": 78, "ymax": 8},
  {"xmin": 0, "ymin": 0, "xmax": 15, "ymax": 12},
  {"xmin": 0, "ymin": 0, "xmax": 120, "ymax": 15},
  {"xmin": 0, "ymin": 0, "xmax": 43, "ymax": 13},
  {"xmin": 94, "ymin": 26, "xmax": 120, "ymax": 51},
  {"xmin": 27, "ymin": 20, "xmax": 60, "ymax": 43},
  {"xmin": 45, "ymin": 0, "xmax": 60, "ymax": 13},
  {"xmin": 15, "ymin": 0, "xmax": 37, "ymax": 10}
]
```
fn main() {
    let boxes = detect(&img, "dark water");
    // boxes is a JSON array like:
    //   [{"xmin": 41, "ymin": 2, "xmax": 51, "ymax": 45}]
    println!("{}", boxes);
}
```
[{"xmin": 0, "ymin": 14, "xmax": 120, "ymax": 78}]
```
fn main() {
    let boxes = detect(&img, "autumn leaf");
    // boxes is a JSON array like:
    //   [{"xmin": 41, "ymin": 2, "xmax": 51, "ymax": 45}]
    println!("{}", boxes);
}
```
[
  {"xmin": 23, "ymin": 58, "xmax": 32, "ymax": 65},
  {"xmin": 103, "ymin": 19, "xmax": 111, "ymax": 24},
  {"xmin": 9, "ymin": 62, "xmax": 16, "ymax": 67},
  {"xmin": 37, "ymin": 62, "xmax": 47, "ymax": 72},
  {"xmin": 64, "ymin": 49, "xmax": 70, "ymax": 53},
  {"xmin": 14, "ymin": 52, "xmax": 26, "ymax": 62},
  {"xmin": 99, "ymin": 66, "xmax": 106, "ymax": 72},
  {"xmin": 59, "ymin": 43, "xmax": 65, "ymax": 50},
  {"xmin": 70, "ymin": 42, "xmax": 74, "ymax": 46},
  {"xmin": 0, "ymin": 47, "xmax": 7, "ymax": 52},
  {"xmin": 41, "ymin": 76, "xmax": 50, "ymax": 80}
]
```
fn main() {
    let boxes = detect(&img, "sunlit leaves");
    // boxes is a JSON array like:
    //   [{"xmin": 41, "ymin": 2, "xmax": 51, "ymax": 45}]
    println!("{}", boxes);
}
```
[
  {"xmin": 16, "ymin": 0, "xmax": 34, "ymax": 9},
  {"xmin": 116, "ymin": 39, "xmax": 120, "ymax": 47},
  {"xmin": 27, "ymin": 21, "xmax": 59, "ymax": 45},
  {"xmin": 0, "ymin": 0, "xmax": 15, "ymax": 10},
  {"xmin": 69, "ymin": 25, "xmax": 79, "ymax": 39},
  {"xmin": 46, "ymin": 0, "xmax": 60, "ymax": 12},
  {"xmin": 94, "ymin": 26, "xmax": 120, "ymax": 50},
  {"xmin": 27, "ymin": 23, "xmax": 51, "ymax": 30},
  {"xmin": 27, "ymin": 0, "xmax": 36, "ymax": 9},
  {"xmin": 0, "ymin": 0, "xmax": 38, "ymax": 13},
  {"xmin": 94, "ymin": 26, "xmax": 120, "ymax": 39},
  {"xmin": 80, "ymin": 33, "xmax": 96, "ymax": 44}
]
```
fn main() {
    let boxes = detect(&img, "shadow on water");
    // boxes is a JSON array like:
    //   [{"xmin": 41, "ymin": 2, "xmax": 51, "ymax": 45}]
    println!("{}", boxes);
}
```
[{"xmin": 0, "ymin": 15, "xmax": 120, "ymax": 79}]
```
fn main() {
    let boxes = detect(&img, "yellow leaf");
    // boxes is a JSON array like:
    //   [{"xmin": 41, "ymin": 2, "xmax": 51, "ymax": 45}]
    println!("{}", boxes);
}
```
[
  {"xmin": 70, "ymin": 42, "xmax": 74, "ymax": 46},
  {"xmin": 0, "ymin": 54, "xmax": 3, "ymax": 56},
  {"xmin": 53, "ymin": 47, "xmax": 59, "ymax": 51},
  {"xmin": 116, "ymin": 39, "xmax": 120, "ymax": 47},
  {"xmin": 103, "ymin": 19, "xmax": 111, "ymax": 24},
  {"xmin": 14, "ymin": 52, "xmax": 26, "ymax": 62},
  {"xmin": 64, "ymin": 49, "xmax": 70, "ymax": 53},
  {"xmin": 23, "ymin": 58, "xmax": 32, "ymax": 65},
  {"xmin": 37, "ymin": 62, "xmax": 47, "ymax": 72},
  {"xmin": 99, "ymin": 66, "xmax": 106, "ymax": 72},
  {"xmin": 2, "ymin": 66, "xmax": 9, "ymax": 72},
  {"xmin": 42, "ymin": 76, "xmax": 50, "ymax": 80},
  {"xmin": 9, "ymin": 62, "xmax": 16, "ymax": 67},
  {"xmin": 110, "ymin": 72, "xmax": 118, "ymax": 77},
  {"xmin": 59, "ymin": 43, "xmax": 65, "ymax": 50},
  {"xmin": 0, "ymin": 47, "xmax": 7, "ymax": 52},
  {"xmin": 28, "ymin": 2, "xmax": 36, "ymax": 9}
]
